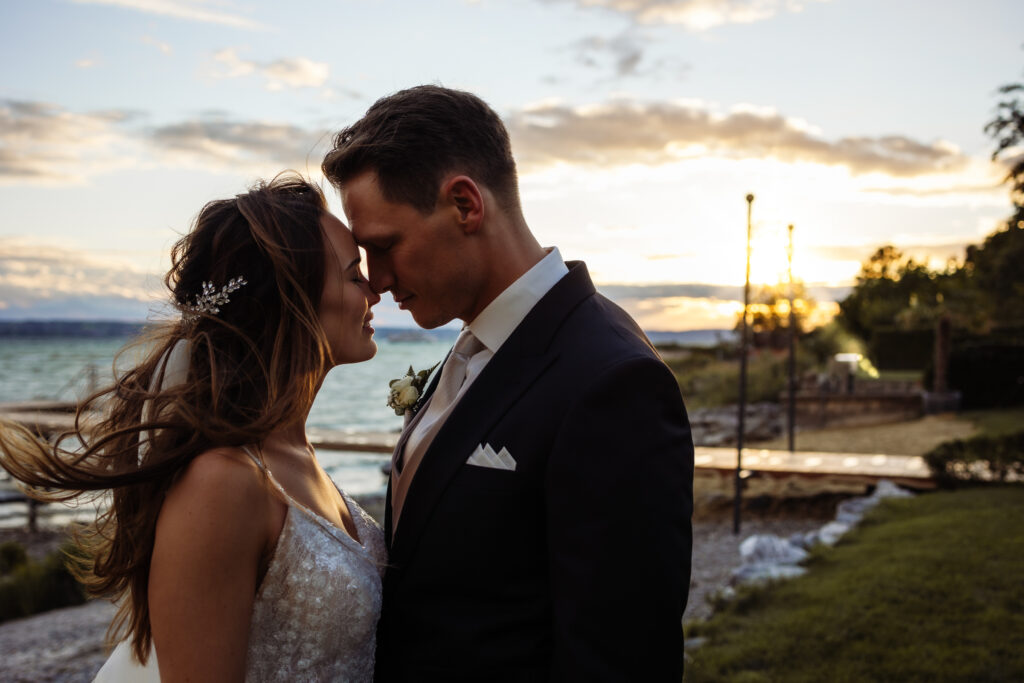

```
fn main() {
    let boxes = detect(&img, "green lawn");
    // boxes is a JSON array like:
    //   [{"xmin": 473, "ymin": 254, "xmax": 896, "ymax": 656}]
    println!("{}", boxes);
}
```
[
  {"xmin": 876, "ymin": 369, "xmax": 924, "ymax": 382},
  {"xmin": 962, "ymin": 406, "xmax": 1024, "ymax": 438},
  {"xmin": 685, "ymin": 487, "xmax": 1024, "ymax": 682}
]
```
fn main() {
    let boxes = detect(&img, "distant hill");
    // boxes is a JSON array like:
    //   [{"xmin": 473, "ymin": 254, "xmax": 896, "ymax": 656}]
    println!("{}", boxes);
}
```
[
  {"xmin": 0, "ymin": 320, "xmax": 146, "ymax": 338},
  {"xmin": 647, "ymin": 329, "xmax": 736, "ymax": 347}
]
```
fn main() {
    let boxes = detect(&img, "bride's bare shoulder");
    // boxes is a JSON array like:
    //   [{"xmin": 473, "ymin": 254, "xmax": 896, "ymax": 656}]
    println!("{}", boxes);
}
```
[{"xmin": 160, "ymin": 447, "xmax": 270, "ymax": 528}]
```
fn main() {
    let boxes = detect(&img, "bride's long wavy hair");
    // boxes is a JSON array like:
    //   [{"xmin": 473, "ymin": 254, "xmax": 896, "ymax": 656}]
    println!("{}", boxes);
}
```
[{"xmin": 0, "ymin": 173, "xmax": 335, "ymax": 662}]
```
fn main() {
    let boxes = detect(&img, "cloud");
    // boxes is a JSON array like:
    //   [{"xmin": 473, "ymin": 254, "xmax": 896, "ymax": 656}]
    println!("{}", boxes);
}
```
[
  {"xmin": 568, "ymin": 30, "xmax": 690, "ymax": 81},
  {"xmin": 595, "ymin": 281, "xmax": 848, "ymax": 330},
  {"xmin": 68, "ymin": 0, "xmax": 263, "ymax": 30},
  {"xmin": 149, "ymin": 117, "xmax": 329, "ymax": 171},
  {"xmin": 552, "ymin": 0, "xmax": 830, "ymax": 31},
  {"xmin": 212, "ymin": 49, "xmax": 330, "ymax": 90},
  {"xmin": 859, "ymin": 182, "xmax": 1004, "ymax": 197},
  {"xmin": 507, "ymin": 99, "xmax": 968, "ymax": 177},
  {"xmin": 0, "ymin": 100, "xmax": 141, "ymax": 184},
  {"xmin": 0, "ymin": 240, "xmax": 160, "ymax": 320},
  {"xmin": 0, "ymin": 99, "xmax": 329, "ymax": 183},
  {"xmin": 598, "ymin": 281, "xmax": 851, "ymax": 303},
  {"xmin": 1, "ymin": 96, "xmax": 971, "ymax": 191},
  {"xmin": 141, "ymin": 35, "xmax": 173, "ymax": 55},
  {"xmin": 810, "ymin": 241, "xmax": 971, "ymax": 267},
  {"xmin": 75, "ymin": 58, "xmax": 98, "ymax": 69},
  {"xmin": 573, "ymin": 33, "xmax": 645, "ymax": 77}
]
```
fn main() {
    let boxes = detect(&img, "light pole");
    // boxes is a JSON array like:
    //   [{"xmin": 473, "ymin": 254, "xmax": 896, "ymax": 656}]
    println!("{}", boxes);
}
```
[
  {"xmin": 787, "ymin": 224, "xmax": 796, "ymax": 453},
  {"xmin": 734, "ymin": 193, "xmax": 753, "ymax": 535}
]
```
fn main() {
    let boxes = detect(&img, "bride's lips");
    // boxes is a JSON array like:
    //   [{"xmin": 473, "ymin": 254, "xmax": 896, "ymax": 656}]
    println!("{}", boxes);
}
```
[{"xmin": 362, "ymin": 312, "xmax": 374, "ymax": 332}]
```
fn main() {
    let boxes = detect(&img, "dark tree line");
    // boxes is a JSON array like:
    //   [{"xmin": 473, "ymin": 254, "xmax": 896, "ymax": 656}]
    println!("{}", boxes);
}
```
[{"xmin": 838, "ymin": 66, "xmax": 1024, "ymax": 342}]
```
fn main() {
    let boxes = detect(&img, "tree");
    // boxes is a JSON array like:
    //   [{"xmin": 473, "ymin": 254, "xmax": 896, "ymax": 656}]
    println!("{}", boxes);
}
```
[
  {"xmin": 735, "ymin": 281, "xmax": 816, "ymax": 349},
  {"xmin": 972, "ymin": 67, "xmax": 1024, "ymax": 324},
  {"xmin": 837, "ymin": 246, "xmax": 937, "ymax": 340},
  {"xmin": 985, "ymin": 80, "xmax": 1024, "ymax": 208},
  {"xmin": 963, "ymin": 223, "xmax": 1024, "ymax": 324}
]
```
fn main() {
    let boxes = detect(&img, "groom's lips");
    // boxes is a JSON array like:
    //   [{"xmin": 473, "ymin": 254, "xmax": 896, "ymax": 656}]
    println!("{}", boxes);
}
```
[{"xmin": 395, "ymin": 294, "xmax": 413, "ymax": 310}]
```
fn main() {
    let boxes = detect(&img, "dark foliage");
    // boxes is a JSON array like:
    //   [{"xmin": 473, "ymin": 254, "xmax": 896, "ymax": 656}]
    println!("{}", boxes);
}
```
[
  {"xmin": 948, "ymin": 344, "xmax": 1024, "ymax": 409},
  {"xmin": 0, "ymin": 543, "xmax": 88, "ymax": 623},
  {"xmin": 924, "ymin": 431, "xmax": 1024, "ymax": 485}
]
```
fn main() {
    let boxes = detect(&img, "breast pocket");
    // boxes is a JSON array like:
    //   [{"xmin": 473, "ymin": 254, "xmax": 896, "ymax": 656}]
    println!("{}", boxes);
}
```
[
  {"xmin": 458, "ymin": 443, "xmax": 522, "ymax": 491},
  {"xmin": 458, "ymin": 461, "xmax": 522, "ymax": 492}
]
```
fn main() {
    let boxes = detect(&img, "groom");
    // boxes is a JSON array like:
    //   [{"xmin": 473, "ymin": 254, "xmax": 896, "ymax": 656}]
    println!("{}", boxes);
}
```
[{"xmin": 323, "ymin": 85, "xmax": 693, "ymax": 681}]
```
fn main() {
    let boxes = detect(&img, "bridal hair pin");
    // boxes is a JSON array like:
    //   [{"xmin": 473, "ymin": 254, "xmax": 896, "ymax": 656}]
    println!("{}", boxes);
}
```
[{"xmin": 183, "ymin": 276, "xmax": 248, "ymax": 322}]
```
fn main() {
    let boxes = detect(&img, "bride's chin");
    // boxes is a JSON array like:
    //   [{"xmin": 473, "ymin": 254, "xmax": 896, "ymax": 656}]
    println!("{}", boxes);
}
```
[{"xmin": 359, "ymin": 340, "xmax": 378, "ymax": 361}]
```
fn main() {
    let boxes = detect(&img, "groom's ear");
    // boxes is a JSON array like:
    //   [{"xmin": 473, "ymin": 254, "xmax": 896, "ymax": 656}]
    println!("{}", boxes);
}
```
[{"xmin": 442, "ymin": 176, "xmax": 484, "ymax": 235}]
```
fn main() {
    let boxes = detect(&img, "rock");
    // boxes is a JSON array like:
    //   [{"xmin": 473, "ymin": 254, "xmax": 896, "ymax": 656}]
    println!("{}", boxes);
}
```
[
  {"xmin": 835, "ymin": 497, "xmax": 875, "ymax": 525},
  {"xmin": 731, "ymin": 563, "xmax": 807, "ymax": 585},
  {"xmin": 739, "ymin": 534, "xmax": 809, "ymax": 566},
  {"xmin": 833, "ymin": 480, "xmax": 911, "ymax": 527},
  {"xmin": 788, "ymin": 531, "xmax": 811, "ymax": 549},
  {"xmin": 685, "ymin": 636, "xmax": 708, "ymax": 651},
  {"xmin": 730, "ymin": 534, "xmax": 810, "ymax": 587},
  {"xmin": 815, "ymin": 521, "xmax": 852, "ymax": 546},
  {"xmin": 689, "ymin": 403, "xmax": 783, "ymax": 447},
  {"xmin": 873, "ymin": 479, "xmax": 912, "ymax": 500}
]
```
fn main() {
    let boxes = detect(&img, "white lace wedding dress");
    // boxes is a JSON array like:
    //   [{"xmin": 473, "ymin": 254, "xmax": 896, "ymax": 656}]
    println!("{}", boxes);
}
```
[{"xmin": 94, "ymin": 448, "xmax": 386, "ymax": 682}]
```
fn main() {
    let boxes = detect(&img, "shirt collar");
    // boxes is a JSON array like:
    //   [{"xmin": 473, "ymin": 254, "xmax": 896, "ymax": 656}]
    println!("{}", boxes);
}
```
[{"xmin": 467, "ymin": 247, "xmax": 568, "ymax": 354}]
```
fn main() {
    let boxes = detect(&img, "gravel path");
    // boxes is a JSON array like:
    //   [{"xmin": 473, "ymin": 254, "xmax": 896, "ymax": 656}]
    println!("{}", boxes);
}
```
[
  {"xmin": 0, "ymin": 600, "xmax": 115, "ymax": 682},
  {"xmin": 0, "ymin": 507, "xmax": 833, "ymax": 681},
  {"xmin": 753, "ymin": 413, "xmax": 975, "ymax": 456}
]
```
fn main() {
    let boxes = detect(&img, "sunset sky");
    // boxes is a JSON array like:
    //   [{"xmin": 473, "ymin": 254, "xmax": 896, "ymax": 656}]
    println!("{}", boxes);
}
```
[{"xmin": 1, "ymin": 0, "xmax": 1022, "ymax": 330}]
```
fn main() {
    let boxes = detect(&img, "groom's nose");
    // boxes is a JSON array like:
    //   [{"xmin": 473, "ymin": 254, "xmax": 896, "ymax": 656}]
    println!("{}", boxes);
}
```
[{"xmin": 366, "ymin": 261, "xmax": 393, "ymax": 295}]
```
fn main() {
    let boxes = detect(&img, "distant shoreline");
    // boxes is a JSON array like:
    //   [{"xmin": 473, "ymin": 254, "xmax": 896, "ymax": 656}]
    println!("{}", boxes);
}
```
[
  {"xmin": 0, "ymin": 320, "xmax": 734, "ymax": 346},
  {"xmin": 0, "ymin": 320, "xmax": 145, "ymax": 338}
]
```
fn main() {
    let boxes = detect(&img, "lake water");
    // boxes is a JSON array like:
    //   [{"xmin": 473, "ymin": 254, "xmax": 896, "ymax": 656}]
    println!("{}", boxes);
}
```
[{"xmin": 0, "ymin": 336, "xmax": 451, "ymax": 525}]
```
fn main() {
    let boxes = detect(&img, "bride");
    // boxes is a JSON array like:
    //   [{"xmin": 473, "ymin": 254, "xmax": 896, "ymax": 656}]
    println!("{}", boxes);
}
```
[{"xmin": 0, "ymin": 174, "xmax": 386, "ymax": 681}]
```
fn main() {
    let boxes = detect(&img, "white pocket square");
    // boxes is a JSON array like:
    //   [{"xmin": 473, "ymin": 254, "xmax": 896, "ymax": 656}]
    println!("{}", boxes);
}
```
[{"xmin": 467, "ymin": 443, "xmax": 516, "ymax": 471}]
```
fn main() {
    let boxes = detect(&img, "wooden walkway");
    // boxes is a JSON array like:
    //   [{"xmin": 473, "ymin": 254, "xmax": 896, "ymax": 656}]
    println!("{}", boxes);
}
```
[{"xmin": 694, "ymin": 446, "xmax": 933, "ymax": 490}]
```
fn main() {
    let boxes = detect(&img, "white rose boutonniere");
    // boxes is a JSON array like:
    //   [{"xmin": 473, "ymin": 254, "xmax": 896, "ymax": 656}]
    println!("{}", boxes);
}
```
[{"xmin": 387, "ymin": 364, "xmax": 438, "ymax": 416}]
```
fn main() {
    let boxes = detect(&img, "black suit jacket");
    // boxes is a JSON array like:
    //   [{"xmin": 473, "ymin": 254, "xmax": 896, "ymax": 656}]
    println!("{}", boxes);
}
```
[{"xmin": 376, "ymin": 261, "xmax": 694, "ymax": 682}]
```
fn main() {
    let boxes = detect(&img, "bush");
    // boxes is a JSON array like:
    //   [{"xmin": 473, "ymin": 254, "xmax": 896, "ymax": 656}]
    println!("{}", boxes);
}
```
[
  {"xmin": 0, "ymin": 541, "xmax": 28, "ymax": 575},
  {"xmin": 924, "ymin": 431, "xmax": 1024, "ymax": 486},
  {"xmin": 948, "ymin": 343, "xmax": 1024, "ymax": 409},
  {"xmin": 869, "ymin": 327, "xmax": 934, "ymax": 371},
  {"xmin": 0, "ymin": 543, "xmax": 87, "ymax": 623}
]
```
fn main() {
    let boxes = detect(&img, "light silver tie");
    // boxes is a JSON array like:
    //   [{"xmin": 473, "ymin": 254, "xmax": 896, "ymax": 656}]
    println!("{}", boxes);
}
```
[{"xmin": 391, "ymin": 328, "xmax": 484, "ymax": 527}]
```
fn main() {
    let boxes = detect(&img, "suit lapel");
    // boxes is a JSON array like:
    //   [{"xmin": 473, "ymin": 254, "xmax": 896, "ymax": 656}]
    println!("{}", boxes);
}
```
[
  {"xmin": 389, "ymin": 261, "xmax": 596, "ymax": 563},
  {"xmin": 384, "ymin": 349, "xmax": 448, "ymax": 549}
]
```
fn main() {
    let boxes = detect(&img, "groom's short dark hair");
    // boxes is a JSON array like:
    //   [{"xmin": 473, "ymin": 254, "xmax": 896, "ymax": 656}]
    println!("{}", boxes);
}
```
[{"xmin": 322, "ymin": 85, "xmax": 520, "ymax": 214}]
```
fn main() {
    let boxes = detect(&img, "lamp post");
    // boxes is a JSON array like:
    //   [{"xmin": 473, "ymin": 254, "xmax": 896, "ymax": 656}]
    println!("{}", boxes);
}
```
[
  {"xmin": 735, "ymin": 193, "xmax": 754, "ymax": 535},
  {"xmin": 787, "ymin": 224, "xmax": 796, "ymax": 453}
]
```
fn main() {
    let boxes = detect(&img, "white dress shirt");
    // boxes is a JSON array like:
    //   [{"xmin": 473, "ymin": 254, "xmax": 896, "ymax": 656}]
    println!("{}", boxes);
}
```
[{"xmin": 461, "ymin": 246, "xmax": 569, "ymax": 386}]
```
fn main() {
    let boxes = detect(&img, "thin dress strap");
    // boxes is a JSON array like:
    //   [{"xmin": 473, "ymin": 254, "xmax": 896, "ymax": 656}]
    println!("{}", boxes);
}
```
[
  {"xmin": 241, "ymin": 445, "xmax": 363, "ymax": 549},
  {"xmin": 241, "ymin": 445, "xmax": 295, "ymax": 506},
  {"xmin": 241, "ymin": 444, "xmax": 264, "ymax": 470}
]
